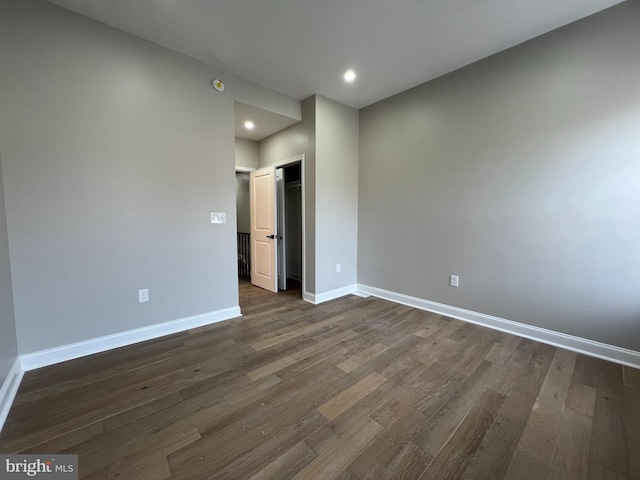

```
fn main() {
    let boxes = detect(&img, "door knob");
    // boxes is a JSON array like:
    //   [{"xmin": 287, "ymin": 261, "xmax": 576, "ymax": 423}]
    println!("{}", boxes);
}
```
[{"xmin": 266, "ymin": 235, "xmax": 275, "ymax": 239}]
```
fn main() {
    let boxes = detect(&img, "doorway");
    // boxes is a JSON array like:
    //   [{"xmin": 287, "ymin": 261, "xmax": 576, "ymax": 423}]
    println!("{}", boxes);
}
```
[
  {"xmin": 276, "ymin": 162, "xmax": 302, "ymax": 292},
  {"xmin": 235, "ymin": 170, "xmax": 252, "ymax": 281},
  {"xmin": 246, "ymin": 155, "xmax": 305, "ymax": 297}
]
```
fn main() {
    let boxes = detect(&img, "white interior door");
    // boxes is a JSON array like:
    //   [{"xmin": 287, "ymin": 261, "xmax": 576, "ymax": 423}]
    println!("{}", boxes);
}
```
[
  {"xmin": 250, "ymin": 166, "xmax": 277, "ymax": 292},
  {"xmin": 276, "ymin": 168, "xmax": 287, "ymax": 291}
]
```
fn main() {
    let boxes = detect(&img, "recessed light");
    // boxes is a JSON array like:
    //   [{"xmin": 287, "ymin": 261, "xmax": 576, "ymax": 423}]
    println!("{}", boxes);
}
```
[
  {"xmin": 244, "ymin": 121, "xmax": 254, "ymax": 130},
  {"xmin": 344, "ymin": 70, "xmax": 356, "ymax": 83}
]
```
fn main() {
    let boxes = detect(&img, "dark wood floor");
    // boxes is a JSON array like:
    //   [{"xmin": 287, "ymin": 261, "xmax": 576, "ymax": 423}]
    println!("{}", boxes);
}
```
[{"xmin": 1, "ymin": 280, "xmax": 639, "ymax": 479}]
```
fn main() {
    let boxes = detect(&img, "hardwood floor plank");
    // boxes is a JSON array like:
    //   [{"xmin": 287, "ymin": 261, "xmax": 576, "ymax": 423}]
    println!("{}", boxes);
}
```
[
  {"xmin": 514, "ymin": 343, "xmax": 555, "ymax": 396},
  {"xmin": 337, "ymin": 343, "xmax": 389, "ymax": 373},
  {"xmin": 588, "ymin": 461, "xmax": 628, "ymax": 480},
  {"xmin": 289, "ymin": 328, "xmax": 359, "ymax": 361},
  {"xmin": 460, "ymin": 385, "xmax": 537, "ymax": 480},
  {"xmin": 292, "ymin": 418, "xmax": 384, "ymax": 480},
  {"xmin": 623, "ymin": 386, "xmax": 640, "ymax": 480},
  {"xmin": 450, "ymin": 326, "xmax": 498, "ymax": 376},
  {"xmin": 412, "ymin": 360, "xmax": 496, "ymax": 455},
  {"xmin": 485, "ymin": 335, "xmax": 523, "ymax": 365},
  {"xmin": 566, "ymin": 381, "xmax": 597, "ymax": 417},
  {"xmin": 223, "ymin": 374, "xmax": 282, "ymax": 406},
  {"xmin": 422, "ymin": 388, "xmax": 506, "ymax": 479},
  {"xmin": 81, "ymin": 469, "xmax": 106, "ymax": 480},
  {"xmin": 167, "ymin": 383, "xmax": 337, "ymax": 478},
  {"xmin": 102, "ymin": 392, "xmax": 182, "ymax": 432},
  {"xmin": 378, "ymin": 441, "xmax": 433, "ymax": 480},
  {"xmin": 547, "ymin": 407, "xmax": 592, "ymax": 480},
  {"xmin": 249, "ymin": 314, "xmax": 346, "ymax": 351},
  {"xmin": 351, "ymin": 407, "xmax": 430, "ymax": 480},
  {"xmin": 1, "ymin": 369, "xmax": 194, "ymax": 452},
  {"xmin": 247, "ymin": 356, "xmax": 297, "ymax": 381},
  {"xmin": 328, "ymin": 336, "xmax": 430, "ymax": 393},
  {"xmin": 460, "ymin": 415, "xmax": 525, "ymax": 480},
  {"xmin": 622, "ymin": 366, "xmax": 640, "ymax": 390},
  {"xmin": 504, "ymin": 451, "xmax": 549, "ymax": 480},
  {"xmin": 63, "ymin": 395, "xmax": 228, "ymax": 477},
  {"xmin": 103, "ymin": 426, "xmax": 200, "ymax": 480},
  {"xmin": 370, "ymin": 361, "xmax": 461, "ymax": 429},
  {"xmin": 105, "ymin": 455, "xmax": 171, "ymax": 480},
  {"xmin": 590, "ymin": 401, "xmax": 630, "ymax": 477},
  {"xmin": 572, "ymin": 355, "xmax": 604, "ymax": 388},
  {"xmin": 594, "ymin": 361, "xmax": 626, "ymax": 411},
  {"xmin": 333, "ymin": 469, "xmax": 360, "ymax": 480},
  {"xmin": 533, "ymin": 348, "xmax": 578, "ymax": 417},
  {"xmin": 71, "ymin": 420, "xmax": 204, "ymax": 478},
  {"xmin": 208, "ymin": 411, "xmax": 327, "ymax": 480},
  {"xmin": 24, "ymin": 421, "xmax": 104, "ymax": 455},
  {"xmin": 509, "ymin": 348, "xmax": 577, "ymax": 466},
  {"xmin": 411, "ymin": 366, "xmax": 470, "ymax": 420},
  {"xmin": 318, "ymin": 372, "xmax": 387, "ymax": 420},
  {"xmin": 247, "ymin": 441, "xmax": 317, "ymax": 480}
]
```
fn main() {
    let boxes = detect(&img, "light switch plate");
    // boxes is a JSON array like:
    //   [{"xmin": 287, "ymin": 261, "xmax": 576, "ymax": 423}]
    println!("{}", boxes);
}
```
[{"xmin": 211, "ymin": 212, "xmax": 226, "ymax": 224}]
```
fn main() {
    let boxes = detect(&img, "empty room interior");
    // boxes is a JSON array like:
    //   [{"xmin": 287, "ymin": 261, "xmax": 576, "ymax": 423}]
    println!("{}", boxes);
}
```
[{"xmin": 0, "ymin": 0, "xmax": 639, "ymax": 478}]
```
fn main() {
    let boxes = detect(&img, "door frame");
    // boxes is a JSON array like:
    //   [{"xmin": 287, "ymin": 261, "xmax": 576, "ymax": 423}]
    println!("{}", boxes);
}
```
[
  {"xmin": 276, "ymin": 168, "xmax": 287, "ymax": 292},
  {"xmin": 274, "ymin": 154, "xmax": 306, "ymax": 296}
]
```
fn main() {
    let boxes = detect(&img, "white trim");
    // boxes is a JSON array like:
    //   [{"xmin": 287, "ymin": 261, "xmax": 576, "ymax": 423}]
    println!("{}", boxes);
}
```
[
  {"xmin": 353, "ymin": 291, "xmax": 371, "ymax": 298},
  {"xmin": 235, "ymin": 166, "xmax": 256, "ymax": 173},
  {"xmin": 357, "ymin": 284, "xmax": 640, "ymax": 369},
  {"xmin": 20, "ymin": 306, "xmax": 241, "ymax": 371},
  {"xmin": 0, "ymin": 358, "xmax": 24, "ymax": 433},
  {"xmin": 303, "ymin": 284, "xmax": 358, "ymax": 305}
]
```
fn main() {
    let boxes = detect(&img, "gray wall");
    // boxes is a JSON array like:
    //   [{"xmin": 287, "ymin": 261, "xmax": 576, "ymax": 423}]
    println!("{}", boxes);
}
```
[
  {"xmin": 260, "ymin": 96, "xmax": 317, "ymax": 293},
  {"xmin": 358, "ymin": 1, "xmax": 640, "ymax": 350},
  {"xmin": 235, "ymin": 173, "xmax": 251, "ymax": 233},
  {"xmin": 0, "ymin": 0, "xmax": 299, "ymax": 354},
  {"xmin": 259, "ymin": 95, "xmax": 358, "ymax": 297},
  {"xmin": 315, "ymin": 96, "xmax": 359, "ymax": 293},
  {"xmin": 235, "ymin": 138, "xmax": 259, "ymax": 169},
  {"xmin": 0, "ymin": 156, "xmax": 18, "ymax": 383}
]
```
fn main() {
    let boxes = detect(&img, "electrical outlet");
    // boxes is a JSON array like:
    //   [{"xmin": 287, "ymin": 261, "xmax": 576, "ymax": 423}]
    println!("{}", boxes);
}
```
[
  {"xmin": 450, "ymin": 275, "xmax": 459, "ymax": 287},
  {"xmin": 336, "ymin": 263, "xmax": 341, "ymax": 273},
  {"xmin": 138, "ymin": 289, "xmax": 149, "ymax": 303},
  {"xmin": 211, "ymin": 212, "xmax": 226, "ymax": 224}
]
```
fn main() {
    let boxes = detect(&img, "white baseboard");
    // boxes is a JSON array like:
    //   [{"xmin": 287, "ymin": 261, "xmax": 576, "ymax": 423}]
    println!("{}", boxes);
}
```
[
  {"xmin": 357, "ymin": 284, "xmax": 640, "ymax": 369},
  {"xmin": 303, "ymin": 284, "xmax": 358, "ymax": 305},
  {"xmin": 0, "ymin": 358, "xmax": 25, "ymax": 434},
  {"xmin": 353, "ymin": 291, "xmax": 371, "ymax": 298},
  {"xmin": 20, "ymin": 306, "xmax": 242, "ymax": 371},
  {"xmin": 302, "ymin": 291, "xmax": 315, "ymax": 304}
]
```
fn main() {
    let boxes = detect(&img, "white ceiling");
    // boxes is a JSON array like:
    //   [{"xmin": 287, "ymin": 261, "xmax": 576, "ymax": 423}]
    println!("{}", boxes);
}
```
[
  {"xmin": 47, "ymin": 0, "xmax": 623, "ymax": 109},
  {"xmin": 234, "ymin": 101, "xmax": 300, "ymax": 141}
]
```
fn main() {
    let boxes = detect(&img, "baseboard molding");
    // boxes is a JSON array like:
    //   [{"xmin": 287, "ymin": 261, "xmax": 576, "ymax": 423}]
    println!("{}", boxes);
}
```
[
  {"xmin": 20, "ymin": 306, "xmax": 242, "ymax": 371},
  {"xmin": 303, "ymin": 284, "xmax": 358, "ymax": 305},
  {"xmin": 353, "ymin": 291, "xmax": 371, "ymax": 298},
  {"xmin": 357, "ymin": 284, "xmax": 640, "ymax": 369},
  {"xmin": 0, "ymin": 358, "xmax": 25, "ymax": 434}
]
